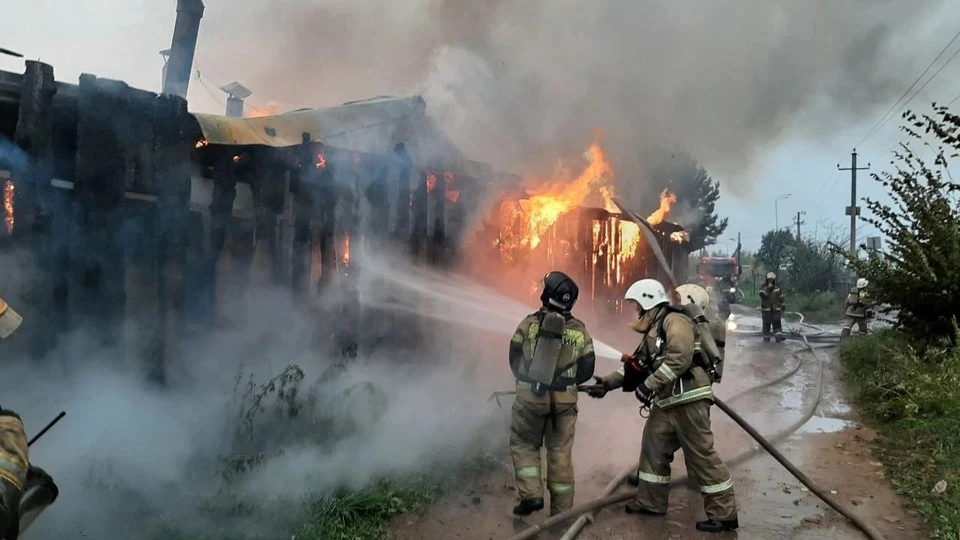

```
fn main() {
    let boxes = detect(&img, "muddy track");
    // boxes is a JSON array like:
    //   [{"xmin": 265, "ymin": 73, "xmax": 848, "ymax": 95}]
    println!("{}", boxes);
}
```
[{"xmin": 389, "ymin": 310, "xmax": 927, "ymax": 540}]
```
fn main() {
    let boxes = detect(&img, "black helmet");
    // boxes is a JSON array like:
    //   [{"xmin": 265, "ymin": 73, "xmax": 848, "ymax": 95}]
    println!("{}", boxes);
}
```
[{"xmin": 540, "ymin": 271, "xmax": 579, "ymax": 311}]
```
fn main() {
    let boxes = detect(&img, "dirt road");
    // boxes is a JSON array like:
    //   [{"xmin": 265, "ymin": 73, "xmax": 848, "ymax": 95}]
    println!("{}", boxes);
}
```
[{"xmin": 389, "ymin": 310, "xmax": 925, "ymax": 540}]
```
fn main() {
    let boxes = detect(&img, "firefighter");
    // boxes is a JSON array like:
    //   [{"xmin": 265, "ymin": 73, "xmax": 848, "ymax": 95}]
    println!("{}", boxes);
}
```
[
  {"xmin": 508, "ymin": 271, "xmax": 596, "ymax": 517},
  {"xmin": 759, "ymin": 272, "xmax": 785, "ymax": 342},
  {"xmin": 586, "ymin": 279, "xmax": 738, "ymax": 533},
  {"xmin": 841, "ymin": 278, "xmax": 873, "ymax": 339},
  {"xmin": 0, "ymin": 296, "xmax": 59, "ymax": 539}
]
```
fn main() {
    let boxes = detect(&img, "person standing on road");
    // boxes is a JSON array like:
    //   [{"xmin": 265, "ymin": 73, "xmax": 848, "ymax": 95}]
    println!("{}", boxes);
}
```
[
  {"xmin": 841, "ymin": 278, "xmax": 874, "ymax": 339},
  {"xmin": 507, "ymin": 271, "xmax": 596, "ymax": 517},
  {"xmin": 759, "ymin": 272, "xmax": 785, "ymax": 342},
  {"xmin": 585, "ymin": 279, "xmax": 739, "ymax": 533}
]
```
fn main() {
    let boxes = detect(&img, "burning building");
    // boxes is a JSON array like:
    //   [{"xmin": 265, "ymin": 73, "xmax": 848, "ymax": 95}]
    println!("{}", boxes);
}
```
[{"xmin": 462, "ymin": 142, "xmax": 691, "ymax": 322}]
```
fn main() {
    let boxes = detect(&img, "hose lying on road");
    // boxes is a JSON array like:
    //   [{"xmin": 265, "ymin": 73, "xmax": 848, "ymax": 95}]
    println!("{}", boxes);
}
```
[
  {"xmin": 557, "ymin": 345, "xmax": 813, "ymax": 540},
  {"xmin": 508, "ymin": 319, "xmax": 884, "ymax": 540}
]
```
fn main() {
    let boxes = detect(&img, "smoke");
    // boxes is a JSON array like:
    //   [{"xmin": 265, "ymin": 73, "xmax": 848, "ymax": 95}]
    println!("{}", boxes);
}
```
[{"xmin": 193, "ymin": 0, "xmax": 946, "ymax": 198}]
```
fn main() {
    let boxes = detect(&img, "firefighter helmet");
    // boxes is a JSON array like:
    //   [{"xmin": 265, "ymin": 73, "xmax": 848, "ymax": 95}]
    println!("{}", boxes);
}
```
[
  {"xmin": 856, "ymin": 278, "xmax": 869, "ymax": 289},
  {"xmin": 676, "ymin": 283, "xmax": 710, "ymax": 311},
  {"xmin": 540, "ymin": 271, "xmax": 579, "ymax": 311},
  {"xmin": 625, "ymin": 279, "xmax": 670, "ymax": 311}
]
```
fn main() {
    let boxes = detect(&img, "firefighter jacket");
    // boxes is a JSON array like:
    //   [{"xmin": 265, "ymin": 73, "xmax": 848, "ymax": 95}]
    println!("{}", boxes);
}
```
[
  {"xmin": 759, "ymin": 283, "xmax": 785, "ymax": 312},
  {"xmin": 601, "ymin": 306, "xmax": 714, "ymax": 410},
  {"xmin": 845, "ymin": 288, "xmax": 872, "ymax": 318},
  {"xmin": 509, "ymin": 309, "xmax": 596, "ymax": 404},
  {"xmin": 0, "ymin": 410, "xmax": 28, "ymax": 490}
]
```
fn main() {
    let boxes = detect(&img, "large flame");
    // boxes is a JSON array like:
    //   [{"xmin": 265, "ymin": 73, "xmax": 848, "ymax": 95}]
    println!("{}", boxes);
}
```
[
  {"xmin": 599, "ymin": 186, "xmax": 641, "ymax": 259},
  {"xmin": 647, "ymin": 189, "xmax": 677, "ymax": 226},
  {"xmin": 518, "ymin": 142, "xmax": 613, "ymax": 249},
  {"xmin": 3, "ymin": 180, "xmax": 13, "ymax": 236}
]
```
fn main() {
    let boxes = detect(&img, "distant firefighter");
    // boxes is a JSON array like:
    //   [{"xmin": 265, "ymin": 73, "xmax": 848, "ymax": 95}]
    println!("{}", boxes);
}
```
[
  {"xmin": 759, "ymin": 272, "xmax": 785, "ymax": 342},
  {"xmin": 507, "ymin": 271, "xmax": 596, "ymax": 517},
  {"xmin": 841, "ymin": 278, "xmax": 874, "ymax": 339}
]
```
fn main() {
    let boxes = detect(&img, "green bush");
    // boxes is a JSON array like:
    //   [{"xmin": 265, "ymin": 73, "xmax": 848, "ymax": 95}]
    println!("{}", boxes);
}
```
[
  {"xmin": 840, "ymin": 330, "xmax": 960, "ymax": 539},
  {"xmin": 836, "ymin": 106, "xmax": 960, "ymax": 344}
]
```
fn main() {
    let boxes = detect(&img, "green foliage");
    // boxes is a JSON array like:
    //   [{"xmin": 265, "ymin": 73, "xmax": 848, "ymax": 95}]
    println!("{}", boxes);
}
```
[
  {"xmin": 784, "ymin": 239, "xmax": 846, "ymax": 293},
  {"xmin": 834, "ymin": 105, "xmax": 960, "ymax": 343},
  {"xmin": 640, "ymin": 151, "xmax": 728, "ymax": 251},
  {"xmin": 754, "ymin": 229, "xmax": 794, "ymax": 274},
  {"xmin": 840, "ymin": 330, "xmax": 960, "ymax": 539}
]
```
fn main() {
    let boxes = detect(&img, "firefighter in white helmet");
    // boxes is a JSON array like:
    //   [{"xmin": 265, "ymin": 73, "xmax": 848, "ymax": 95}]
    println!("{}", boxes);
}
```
[
  {"xmin": 841, "ymin": 278, "xmax": 873, "ymax": 339},
  {"xmin": 586, "ymin": 279, "xmax": 738, "ymax": 533},
  {"xmin": 0, "ymin": 296, "xmax": 59, "ymax": 539}
]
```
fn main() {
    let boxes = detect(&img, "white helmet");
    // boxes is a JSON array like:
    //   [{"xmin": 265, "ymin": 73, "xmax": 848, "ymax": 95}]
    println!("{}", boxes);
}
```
[
  {"xmin": 856, "ymin": 277, "xmax": 869, "ymax": 289},
  {"xmin": 675, "ymin": 283, "xmax": 710, "ymax": 311},
  {"xmin": 766, "ymin": 272, "xmax": 777, "ymax": 280},
  {"xmin": 625, "ymin": 279, "xmax": 669, "ymax": 311}
]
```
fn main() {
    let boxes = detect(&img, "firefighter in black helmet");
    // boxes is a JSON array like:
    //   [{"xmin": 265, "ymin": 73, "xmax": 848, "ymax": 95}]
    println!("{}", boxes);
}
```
[{"xmin": 507, "ymin": 271, "xmax": 596, "ymax": 516}]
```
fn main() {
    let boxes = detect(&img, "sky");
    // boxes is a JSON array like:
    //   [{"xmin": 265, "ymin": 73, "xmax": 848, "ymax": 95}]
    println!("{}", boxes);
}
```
[{"xmin": 2, "ymin": 0, "xmax": 960, "ymax": 253}]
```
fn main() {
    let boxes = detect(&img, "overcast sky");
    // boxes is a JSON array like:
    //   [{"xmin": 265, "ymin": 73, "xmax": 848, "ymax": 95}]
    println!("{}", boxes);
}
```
[{"xmin": 2, "ymin": 0, "xmax": 959, "ymax": 252}]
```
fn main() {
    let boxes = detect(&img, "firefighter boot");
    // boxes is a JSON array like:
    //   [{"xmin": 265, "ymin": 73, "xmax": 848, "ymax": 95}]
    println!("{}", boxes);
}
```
[
  {"xmin": 625, "ymin": 501, "xmax": 667, "ymax": 516},
  {"xmin": 696, "ymin": 517, "xmax": 740, "ymax": 533},
  {"xmin": 512, "ymin": 498, "xmax": 544, "ymax": 516}
]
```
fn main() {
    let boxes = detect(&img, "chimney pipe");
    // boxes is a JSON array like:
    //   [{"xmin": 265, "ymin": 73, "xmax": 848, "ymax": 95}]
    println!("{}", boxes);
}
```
[{"xmin": 162, "ymin": 0, "xmax": 204, "ymax": 98}]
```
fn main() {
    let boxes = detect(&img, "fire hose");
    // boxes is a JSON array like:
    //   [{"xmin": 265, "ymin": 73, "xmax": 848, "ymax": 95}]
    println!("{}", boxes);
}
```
[{"xmin": 503, "ymin": 315, "xmax": 885, "ymax": 540}]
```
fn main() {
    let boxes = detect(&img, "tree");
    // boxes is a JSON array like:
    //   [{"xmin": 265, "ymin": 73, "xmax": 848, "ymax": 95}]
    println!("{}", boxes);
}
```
[
  {"xmin": 785, "ymin": 237, "xmax": 846, "ymax": 293},
  {"xmin": 832, "ymin": 105, "xmax": 960, "ymax": 344},
  {"xmin": 636, "ymin": 152, "xmax": 728, "ymax": 252},
  {"xmin": 755, "ymin": 229, "xmax": 794, "ymax": 274}
]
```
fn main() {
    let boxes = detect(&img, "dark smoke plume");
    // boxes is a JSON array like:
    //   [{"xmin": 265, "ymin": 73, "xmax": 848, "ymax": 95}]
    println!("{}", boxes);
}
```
[{"xmin": 195, "ymin": 0, "xmax": 945, "ymax": 197}]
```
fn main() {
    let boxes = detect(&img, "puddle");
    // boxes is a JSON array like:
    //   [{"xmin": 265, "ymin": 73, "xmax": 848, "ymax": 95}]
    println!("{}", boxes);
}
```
[{"xmin": 796, "ymin": 416, "xmax": 856, "ymax": 434}]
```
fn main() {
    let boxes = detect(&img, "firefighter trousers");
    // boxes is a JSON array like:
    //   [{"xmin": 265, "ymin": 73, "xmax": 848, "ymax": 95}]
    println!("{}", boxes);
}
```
[
  {"xmin": 634, "ymin": 399, "xmax": 737, "ymax": 521},
  {"xmin": 761, "ymin": 311, "xmax": 782, "ymax": 339},
  {"xmin": 509, "ymin": 398, "xmax": 577, "ymax": 514},
  {"xmin": 843, "ymin": 316, "xmax": 868, "ymax": 334}
]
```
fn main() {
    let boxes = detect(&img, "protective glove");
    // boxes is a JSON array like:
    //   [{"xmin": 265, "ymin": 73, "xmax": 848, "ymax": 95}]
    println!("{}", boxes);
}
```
[
  {"xmin": 634, "ymin": 383, "xmax": 655, "ymax": 406},
  {"xmin": 581, "ymin": 376, "xmax": 611, "ymax": 399}
]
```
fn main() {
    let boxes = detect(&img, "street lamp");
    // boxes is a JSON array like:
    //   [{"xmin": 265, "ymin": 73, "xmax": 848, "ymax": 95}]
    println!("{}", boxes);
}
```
[{"xmin": 775, "ymin": 194, "xmax": 792, "ymax": 230}]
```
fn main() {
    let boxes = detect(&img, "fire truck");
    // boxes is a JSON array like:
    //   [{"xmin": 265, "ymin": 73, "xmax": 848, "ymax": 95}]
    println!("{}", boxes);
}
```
[
  {"xmin": 698, "ymin": 256, "xmax": 743, "ymax": 318},
  {"xmin": 698, "ymin": 256, "xmax": 739, "ymax": 286}
]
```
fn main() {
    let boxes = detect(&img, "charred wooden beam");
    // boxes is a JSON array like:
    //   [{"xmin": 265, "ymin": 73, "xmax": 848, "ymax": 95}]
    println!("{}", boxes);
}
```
[
  {"xmin": 291, "ymin": 133, "xmax": 315, "ymax": 294},
  {"xmin": 430, "ymin": 172, "xmax": 446, "ymax": 266},
  {"xmin": 152, "ymin": 92, "xmax": 193, "ymax": 385},
  {"xmin": 315, "ymin": 147, "xmax": 337, "ymax": 294},
  {"xmin": 13, "ymin": 61, "xmax": 61, "ymax": 362},
  {"xmin": 393, "ymin": 143, "xmax": 411, "ymax": 245},
  {"xmin": 250, "ymin": 154, "xmax": 286, "ymax": 286},
  {"xmin": 74, "ymin": 74, "xmax": 130, "ymax": 349},
  {"xmin": 410, "ymin": 171, "xmax": 428, "ymax": 260}
]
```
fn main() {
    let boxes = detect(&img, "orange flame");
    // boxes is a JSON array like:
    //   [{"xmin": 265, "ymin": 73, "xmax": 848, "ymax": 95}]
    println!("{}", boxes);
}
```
[
  {"xmin": 342, "ymin": 234, "xmax": 350, "ymax": 266},
  {"xmin": 426, "ymin": 173, "xmax": 437, "ymax": 193},
  {"xmin": 443, "ymin": 172, "xmax": 460, "ymax": 203},
  {"xmin": 247, "ymin": 101, "xmax": 284, "ymax": 118},
  {"xmin": 518, "ymin": 142, "xmax": 613, "ymax": 249},
  {"xmin": 599, "ymin": 186, "xmax": 641, "ymax": 259},
  {"xmin": 647, "ymin": 189, "xmax": 677, "ymax": 226},
  {"xmin": 3, "ymin": 180, "xmax": 13, "ymax": 236},
  {"xmin": 195, "ymin": 139, "xmax": 209, "ymax": 149},
  {"xmin": 316, "ymin": 153, "xmax": 327, "ymax": 170},
  {"xmin": 670, "ymin": 231, "xmax": 688, "ymax": 243}
]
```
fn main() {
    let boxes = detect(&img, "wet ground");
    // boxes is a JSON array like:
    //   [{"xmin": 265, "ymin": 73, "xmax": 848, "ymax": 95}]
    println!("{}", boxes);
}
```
[{"xmin": 389, "ymin": 307, "xmax": 925, "ymax": 540}]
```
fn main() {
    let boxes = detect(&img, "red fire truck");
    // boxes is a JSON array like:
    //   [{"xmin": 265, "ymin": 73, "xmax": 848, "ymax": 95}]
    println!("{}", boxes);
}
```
[{"xmin": 698, "ymin": 256, "xmax": 739, "ymax": 286}]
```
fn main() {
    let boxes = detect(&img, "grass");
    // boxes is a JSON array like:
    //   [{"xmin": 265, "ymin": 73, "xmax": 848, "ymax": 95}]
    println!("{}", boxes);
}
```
[
  {"xmin": 839, "ymin": 329, "xmax": 960, "ymax": 539},
  {"xmin": 294, "ymin": 452, "xmax": 503, "ymax": 540},
  {"xmin": 738, "ymin": 288, "xmax": 845, "ymax": 324}
]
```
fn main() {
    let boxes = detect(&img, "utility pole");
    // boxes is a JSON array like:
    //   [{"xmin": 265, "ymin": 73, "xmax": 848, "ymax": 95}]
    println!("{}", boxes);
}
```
[
  {"xmin": 838, "ymin": 150, "xmax": 870, "ymax": 257},
  {"xmin": 794, "ymin": 211, "xmax": 805, "ymax": 241}
]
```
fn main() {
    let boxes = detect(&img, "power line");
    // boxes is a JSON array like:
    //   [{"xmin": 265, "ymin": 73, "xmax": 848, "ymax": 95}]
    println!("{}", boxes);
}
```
[{"xmin": 855, "ymin": 26, "xmax": 960, "ymax": 149}]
